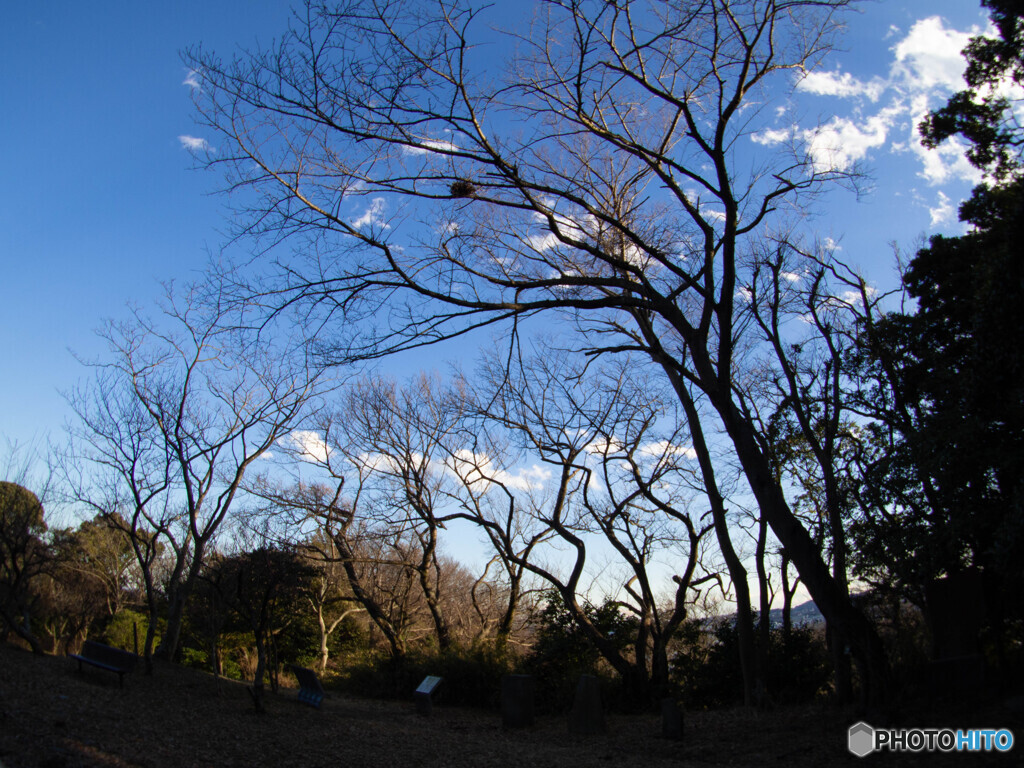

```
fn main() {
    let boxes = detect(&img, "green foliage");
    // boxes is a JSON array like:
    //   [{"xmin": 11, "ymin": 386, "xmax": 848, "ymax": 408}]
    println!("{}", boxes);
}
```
[
  {"xmin": 336, "ymin": 643, "xmax": 516, "ymax": 708},
  {"xmin": 854, "ymin": 1, "xmax": 1024, "ymax": 630},
  {"xmin": 0, "ymin": 482, "xmax": 46, "ymax": 537},
  {"xmin": 853, "ymin": 178, "xmax": 1024, "ymax": 613},
  {"xmin": 0, "ymin": 482, "xmax": 49, "ymax": 650},
  {"xmin": 520, "ymin": 590, "xmax": 638, "ymax": 713},
  {"xmin": 179, "ymin": 646, "xmax": 209, "ymax": 671},
  {"xmin": 101, "ymin": 609, "xmax": 159, "ymax": 653},
  {"xmin": 920, "ymin": 0, "xmax": 1024, "ymax": 180}
]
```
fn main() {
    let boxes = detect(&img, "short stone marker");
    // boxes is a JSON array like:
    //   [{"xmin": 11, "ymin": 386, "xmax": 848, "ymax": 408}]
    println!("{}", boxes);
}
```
[
  {"xmin": 414, "ymin": 675, "xmax": 443, "ymax": 716},
  {"xmin": 501, "ymin": 674, "xmax": 535, "ymax": 728},
  {"xmin": 568, "ymin": 674, "xmax": 606, "ymax": 735},
  {"xmin": 661, "ymin": 697, "xmax": 683, "ymax": 740}
]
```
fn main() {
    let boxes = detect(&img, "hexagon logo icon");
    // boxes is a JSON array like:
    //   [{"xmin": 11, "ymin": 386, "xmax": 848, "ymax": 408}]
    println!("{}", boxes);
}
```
[{"xmin": 848, "ymin": 721, "xmax": 875, "ymax": 757}]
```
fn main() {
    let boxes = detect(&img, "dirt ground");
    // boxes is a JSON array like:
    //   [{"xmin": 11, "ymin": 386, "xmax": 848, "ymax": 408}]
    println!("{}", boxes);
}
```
[{"xmin": 0, "ymin": 644, "xmax": 1019, "ymax": 767}]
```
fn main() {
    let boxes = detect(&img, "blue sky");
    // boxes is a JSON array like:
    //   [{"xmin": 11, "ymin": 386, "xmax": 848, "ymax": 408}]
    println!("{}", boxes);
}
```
[{"xmin": 0, "ymin": 1, "xmax": 993, "ymax": 465}]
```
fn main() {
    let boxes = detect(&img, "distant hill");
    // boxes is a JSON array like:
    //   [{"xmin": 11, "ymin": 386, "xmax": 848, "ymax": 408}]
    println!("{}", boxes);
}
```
[
  {"xmin": 768, "ymin": 598, "xmax": 823, "ymax": 627},
  {"xmin": 715, "ymin": 598, "xmax": 824, "ymax": 628}
]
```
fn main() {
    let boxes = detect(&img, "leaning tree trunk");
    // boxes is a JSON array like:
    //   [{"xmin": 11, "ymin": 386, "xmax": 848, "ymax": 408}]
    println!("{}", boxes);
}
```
[
  {"xmin": 0, "ymin": 604, "xmax": 44, "ymax": 655},
  {"xmin": 718, "ymin": 400, "xmax": 892, "ymax": 709}
]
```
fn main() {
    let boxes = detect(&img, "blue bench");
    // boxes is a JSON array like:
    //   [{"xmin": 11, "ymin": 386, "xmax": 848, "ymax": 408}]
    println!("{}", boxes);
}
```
[
  {"xmin": 288, "ymin": 665, "xmax": 325, "ymax": 708},
  {"xmin": 68, "ymin": 640, "xmax": 138, "ymax": 687}
]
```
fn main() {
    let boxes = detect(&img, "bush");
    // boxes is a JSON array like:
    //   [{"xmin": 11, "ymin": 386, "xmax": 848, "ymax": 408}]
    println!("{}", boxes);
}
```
[
  {"xmin": 100, "ymin": 609, "xmax": 159, "ymax": 654},
  {"xmin": 519, "ymin": 590, "xmax": 637, "ymax": 713},
  {"xmin": 336, "ymin": 643, "xmax": 516, "ymax": 708},
  {"xmin": 670, "ymin": 617, "xmax": 830, "ymax": 708}
]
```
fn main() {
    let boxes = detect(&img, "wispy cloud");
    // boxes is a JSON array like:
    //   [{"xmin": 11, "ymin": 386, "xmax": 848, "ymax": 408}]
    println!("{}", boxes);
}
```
[
  {"xmin": 182, "ymin": 68, "xmax": 202, "ymax": 91},
  {"xmin": 638, "ymin": 439, "xmax": 697, "ymax": 461},
  {"xmin": 928, "ymin": 190, "xmax": 955, "ymax": 226},
  {"xmin": 178, "ymin": 135, "xmax": 213, "ymax": 152},
  {"xmin": 803, "ymin": 108, "xmax": 900, "ymax": 172},
  {"xmin": 351, "ymin": 197, "xmax": 390, "ymax": 230},
  {"xmin": 402, "ymin": 138, "xmax": 460, "ymax": 156},
  {"xmin": 447, "ymin": 449, "xmax": 552, "ymax": 491},
  {"xmin": 758, "ymin": 15, "xmax": 988, "ymax": 190},
  {"xmin": 753, "ymin": 110, "xmax": 898, "ymax": 173}
]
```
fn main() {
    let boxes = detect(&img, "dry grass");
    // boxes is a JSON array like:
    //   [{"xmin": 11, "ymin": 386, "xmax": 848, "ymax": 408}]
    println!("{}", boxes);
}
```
[{"xmin": 0, "ymin": 643, "xmax": 1017, "ymax": 767}]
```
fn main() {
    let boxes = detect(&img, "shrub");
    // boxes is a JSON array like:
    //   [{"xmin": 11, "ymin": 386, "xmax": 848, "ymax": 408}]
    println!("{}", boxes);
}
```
[
  {"xmin": 670, "ymin": 617, "xmax": 830, "ymax": 708},
  {"xmin": 100, "ymin": 609, "xmax": 158, "ymax": 654},
  {"xmin": 336, "ymin": 643, "xmax": 516, "ymax": 708}
]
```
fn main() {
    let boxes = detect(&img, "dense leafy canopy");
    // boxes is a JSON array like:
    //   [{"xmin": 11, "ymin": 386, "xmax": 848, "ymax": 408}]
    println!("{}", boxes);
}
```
[{"xmin": 854, "ymin": 2, "xmax": 1024, "ymax": 621}]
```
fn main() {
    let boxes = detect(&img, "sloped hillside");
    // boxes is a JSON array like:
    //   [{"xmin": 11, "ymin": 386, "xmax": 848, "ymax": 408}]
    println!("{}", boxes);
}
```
[{"xmin": 0, "ymin": 643, "xmax": 1010, "ymax": 767}]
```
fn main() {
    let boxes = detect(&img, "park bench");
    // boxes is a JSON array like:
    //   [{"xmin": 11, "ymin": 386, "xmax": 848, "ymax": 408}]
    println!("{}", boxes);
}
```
[
  {"xmin": 68, "ymin": 640, "xmax": 138, "ymax": 687},
  {"xmin": 287, "ymin": 664, "xmax": 325, "ymax": 708}
]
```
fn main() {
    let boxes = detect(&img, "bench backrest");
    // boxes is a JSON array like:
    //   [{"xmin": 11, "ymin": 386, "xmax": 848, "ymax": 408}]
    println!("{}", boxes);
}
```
[
  {"xmin": 81, "ymin": 640, "xmax": 138, "ymax": 672},
  {"xmin": 290, "ymin": 665, "xmax": 325, "ymax": 695}
]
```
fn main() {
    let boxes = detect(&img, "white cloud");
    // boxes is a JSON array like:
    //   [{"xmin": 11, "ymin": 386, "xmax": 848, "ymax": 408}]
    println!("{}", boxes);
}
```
[
  {"xmin": 524, "ymin": 210, "xmax": 596, "ymax": 253},
  {"xmin": 285, "ymin": 430, "xmax": 331, "ymax": 464},
  {"xmin": 928, "ymin": 190, "xmax": 955, "ymax": 226},
  {"xmin": 803, "ymin": 109, "xmax": 897, "ymax": 172},
  {"xmin": 182, "ymin": 69, "xmax": 202, "ymax": 90},
  {"xmin": 447, "ymin": 449, "xmax": 551, "ymax": 491},
  {"xmin": 178, "ymin": 135, "xmax": 212, "ymax": 152},
  {"xmin": 892, "ymin": 16, "xmax": 975, "ymax": 92},
  {"xmin": 751, "ymin": 109, "xmax": 896, "ymax": 173},
  {"xmin": 351, "ymin": 197, "xmax": 390, "ymax": 229},
  {"xmin": 835, "ymin": 285, "xmax": 878, "ymax": 308},
  {"xmin": 501, "ymin": 464, "xmax": 553, "ymax": 491},
  {"xmin": 638, "ymin": 440, "xmax": 697, "ymax": 461},
  {"xmin": 797, "ymin": 70, "xmax": 886, "ymax": 102},
  {"xmin": 909, "ymin": 128, "xmax": 982, "ymax": 186},
  {"xmin": 526, "ymin": 232, "xmax": 561, "ymax": 253},
  {"xmin": 402, "ymin": 138, "xmax": 460, "ymax": 156},
  {"xmin": 751, "ymin": 126, "xmax": 795, "ymax": 147},
  {"xmin": 762, "ymin": 15, "xmax": 988, "ymax": 191},
  {"xmin": 584, "ymin": 436, "xmax": 626, "ymax": 456}
]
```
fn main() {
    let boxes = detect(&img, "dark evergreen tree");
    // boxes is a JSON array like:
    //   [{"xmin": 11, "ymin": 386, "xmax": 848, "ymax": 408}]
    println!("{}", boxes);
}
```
[{"xmin": 853, "ymin": 1, "xmax": 1024, "ymax": 637}]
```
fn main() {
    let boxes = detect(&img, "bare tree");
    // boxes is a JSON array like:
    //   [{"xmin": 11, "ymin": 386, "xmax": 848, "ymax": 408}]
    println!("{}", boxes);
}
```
[
  {"xmin": 454, "ymin": 348, "xmax": 718, "ymax": 706},
  {"xmin": 296, "ymin": 531, "xmax": 366, "ymax": 673},
  {"xmin": 188, "ymin": 0, "xmax": 891, "ymax": 703},
  {"xmin": 251, "ymin": 372, "xmax": 526, "ymax": 656},
  {"xmin": 740, "ymin": 241, "xmax": 886, "ymax": 701},
  {"xmin": 62, "ymin": 282, "xmax": 327, "ymax": 663}
]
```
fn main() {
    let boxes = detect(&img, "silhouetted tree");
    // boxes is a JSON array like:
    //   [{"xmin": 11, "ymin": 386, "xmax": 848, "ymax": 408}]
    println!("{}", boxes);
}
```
[
  {"xmin": 187, "ymin": 0, "xmax": 892, "ymax": 704},
  {"xmin": 0, "ymin": 481, "xmax": 49, "ymax": 653},
  {"xmin": 853, "ymin": 0, "xmax": 1024, "ymax": 633}
]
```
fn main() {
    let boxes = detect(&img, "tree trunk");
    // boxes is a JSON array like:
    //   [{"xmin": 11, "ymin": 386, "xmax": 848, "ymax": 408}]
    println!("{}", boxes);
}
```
[
  {"xmin": 755, "ymin": 513, "xmax": 772, "ymax": 707},
  {"xmin": 250, "ymin": 632, "xmax": 267, "ymax": 714},
  {"xmin": 781, "ymin": 550, "xmax": 796, "ymax": 642},
  {"xmin": 668, "ymin": 369, "xmax": 761, "ymax": 707},
  {"xmin": 717, "ymin": 400, "xmax": 892, "ymax": 708},
  {"xmin": 0, "ymin": 604, "xmax": 44, "ymax": 655},
  {"xmin": 317, "ymin": 606, "xmax": 330, "ymax": 675}
]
